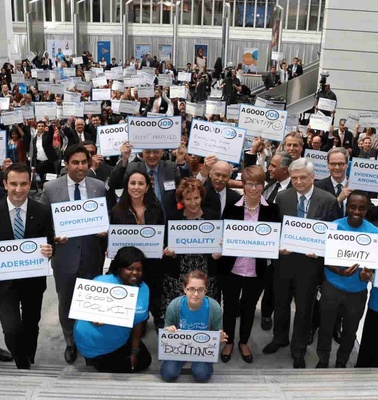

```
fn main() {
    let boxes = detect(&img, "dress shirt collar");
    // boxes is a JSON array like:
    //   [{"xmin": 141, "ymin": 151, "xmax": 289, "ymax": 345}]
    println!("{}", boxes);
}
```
[
  {"xmin": 67, "ymin": 174, "xmax": 86, "ymax": 189},
  {"xmin": 7, "ymin": 197, "xmax": 28, "ymax": 213},
  {"xmin": 235, "ymin": 195, "xmax": 268, "ymax": 207}
]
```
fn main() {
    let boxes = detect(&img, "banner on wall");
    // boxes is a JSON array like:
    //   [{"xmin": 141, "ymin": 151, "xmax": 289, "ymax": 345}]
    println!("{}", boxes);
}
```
[
  {"xmin": 97, "ymin": 41, "xmax": 111, "ymax": 65},
  {"xmin": 194, "ymin": 45, "xmax": 208, "ymax": 68},
  {"xmin": 242, "ymin": 48, "xmax": 258, "ymax": 73},
  {"xmin": 135, "ymin": 44, "xmax": 152, "ymax": 60},
  {"xmin": 158, "ymin": 44, "xmax": 172, "ymax": 61},
  {"xmin": 47, "ymin": 40, "xmax": 73, "ymax": 59}
]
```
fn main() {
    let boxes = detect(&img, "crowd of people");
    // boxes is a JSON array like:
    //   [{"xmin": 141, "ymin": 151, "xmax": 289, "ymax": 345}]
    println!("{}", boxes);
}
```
[{"xmin": 0, "ymin": 49, "xmax": 377, "ymax": 381}]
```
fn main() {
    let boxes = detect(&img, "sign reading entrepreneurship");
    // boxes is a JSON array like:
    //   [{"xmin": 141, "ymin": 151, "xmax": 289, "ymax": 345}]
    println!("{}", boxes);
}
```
[
  {"xmin": 167, "ymin": 220, "xmax": 223, "ymax": 254},
  {"xmin": 0, "ymin": 237, "xmax": 50, "ymax": 281},
  {"xmin": 348, "ymin": 158, "xmax": 378, "ymax": 193},
  {"xmin": 108, "ymin": 224, "xmax": 165, "ymax": 259},
  {"xmin": 158, "ymin": 329, "xmax": 220, "ymax": 363},
  {"xmin": 51, "ymin": 197, "xmax": 109, "ymax": 239},
  {"xmin": 222, "ymin": 220, "xmax": 281, "ymax": 259},
  {"xmin": 280, "ymin": 216, "xmax": 337, "ymax": 257},
  {"xmin": 69, "ymin": 278, "xmax": 139, "ymax": 327},
  {"xmin": 325, "ymin": 230, "xmax": 378, "ymax": 269}
]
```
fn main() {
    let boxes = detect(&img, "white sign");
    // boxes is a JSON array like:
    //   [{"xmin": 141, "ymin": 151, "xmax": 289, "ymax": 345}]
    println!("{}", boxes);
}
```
[
  {"xmin": 35, "ymin": 102, "xmax": 57, "ymax": 119},
  {"xmin": 0, "ymin": 97, "xmax": 10, "ymax": 111},
  {"xmin": 280, "ymin": 216, "xmax": 337, "ymax": 257},
  {"xmin": 137, "ymin": 86, "xmax": 154, "ymax": 98},
  {"xmin": 304, "ymin": 149, "xmax": 329, "ymax": 180},
  {"xmin": 177, "ymin": 72, "xmax": 192, "ymax": 82},
  {"xmin": 206, "ymin": 101, "xmax": 226, "ymax": 116},
  {"xmin": 50, "ymin": 84, "xmax": 65, "ymax": 95},
  {"xmin": 63, "ymin": 68, "xmax": 76, "ymax": 77},
  {"xmin": 238, "ymin": 104, "xmax": 287, "ymax": 142},
  {"xmin": 49, "ymin": 71, "xmax": 60, "ymax": 82},
  {"xmin": 169, "ymin": 85, "xmax": 187, "ymax": 99},
  {"xmin": 37, "ymin": 82, "xmax": 51, "ymax": 92},
  {"xmin": 92, "ymin": 89, "xmax": 111, "ymax": 101},
  {"xmin": 84, "ymin": 71, "xmax": 96, "ymax": 82},
  {"xmin": 72, "ymin": 56, "xmax": 84, "ymax": 65},
  {"xmin": 69, "ymin": 278, "xmax": 139, "ymax": 327},
  {"xmin": 186, "ymin": 102, "xmax": 205, "ymax": 117},
  {"xmin": 167, "ymin": 220, "xmax": 222, "ymax": 254},
  {"xmin": 318, "ymin": 98, "xmax": 337, "ymax": 112},
  {"xmin": 83, "ymin": 101, "xmax": 101, "ymax": 115},
  {"xmin": 62, "ymin": 102, "xmax": 84, "ymax": 118},
  {"xmin": 188, "ymin": 119, "xmax": 246, "ymax": 164},
  {"xmin": 349, "ymin": 158, "xmax": 378, "ymax": 193},
  {"xmin": 92, "ymin": 76, "xmax": 108, "ymax": 88},
  {"xmin": 36, "ymin": 70, "xmax": 49, "ymax": 80},
  {"xmin": 0, "ymin": 237, "xmax": 51, "ymax": 281},
  {"xmin": 112, "ymin": 80, "xmax": 125, "ymax": 92},
  {"xmin": 128, "ymin": 116, "xmax": 182, "ymax": 149},
  {"xmin": 325, "ymin": 230, "xmax": 378, "ymax": 269},
  {"xmin": 97, "ymin": 123, "xmax": 129, "ymax": 157},
  {"xmin": 309, "ymin": 114, "xmax": 333, "ymax": 131},
  {"xmin": 119, "ymin": 100, "xmax": 140, "ymax": 115},
  {"xmin": 11, "ymin": 74, "xmax": 25, "ymax": 83},
  {"xmin": 1, "ymin": 110, "xmax": 23, "ymax": 125},
  {"xmin": 158, "ymin": 75, "xmax": 173, "ymax": 87},
  {"xmin": 226, "ymin": 104, "xmax": 240, "ymax": 120},
  {"xmin": 76, "ymin": 81, "xmax": 91, "ymax": 92},
  {"xmin": 108, "ymin": 225, "xmax": 165, "ymax": 259},
  {"xmin": 359, "ymin": 113, "xmax": 378, "ymax": 128},
  {"xmin": 52, "ymin": 197, "xmax": 109, "ymax": 238},
  {"xmin": 158, "ymin": 329, "xmax": 220, "ymax": 363},
  {"xmin": 25, "ymin": 78, "xmax": 36, "ymax": 87},
  {"xmin": 21, "ymin": 106, "xmax": 35, "ymax": 120},
  {"xmin": 345, "ymin": 114, "xmax": 360, "ymax": 131},
  {"xmin": 64, "ymin": 91, "xmax": 81, "ymax": 102},
  {"xmin": 222, "ymin": 220, "xmax": 281, "ymax": 259},
  {"xmin": 0, "ymin": 130, "xmax": 7, "ymax": 165}
]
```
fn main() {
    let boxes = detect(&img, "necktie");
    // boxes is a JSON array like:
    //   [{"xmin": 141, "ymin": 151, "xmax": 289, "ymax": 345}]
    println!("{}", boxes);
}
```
[
  {"xmin": 297, "ymin": 195, "xmax": 306, "ymax": 218},
  {"xmin": 336, "ymin": 184, "xmax": 344, "ymax": 215},
  {"xmin": 74, "ymin": 183, "xmax": 81, "ymax": 200},
  {"xmin": 13, "ymin": 208, "xmax": 24, "ymax": 239},
  {"xmin": 149, "ymin": 170, "xmax": 155, "ymax": 192},
  {"xmin": 267, "ymin": 182, "xmax": 281, "ymax": 203}
]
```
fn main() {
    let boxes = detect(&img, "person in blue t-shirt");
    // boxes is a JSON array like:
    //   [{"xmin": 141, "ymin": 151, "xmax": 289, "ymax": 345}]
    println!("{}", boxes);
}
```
[
  {"xmin": 74, "ymin": 246, "xmax": 152, "ymax": 373},
  {"xmin": 160, "ymin": 270, "xmax": 228, "ymax": 382},
  {"xmin": 316, "ymin": 190, "xmax": 376, "ymax": 368}
]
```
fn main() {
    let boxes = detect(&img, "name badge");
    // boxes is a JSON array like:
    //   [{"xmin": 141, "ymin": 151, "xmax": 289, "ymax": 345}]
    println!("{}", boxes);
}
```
[{"xmin": 164, "ymin": 180, "xmax": 176, "ymax": 191}]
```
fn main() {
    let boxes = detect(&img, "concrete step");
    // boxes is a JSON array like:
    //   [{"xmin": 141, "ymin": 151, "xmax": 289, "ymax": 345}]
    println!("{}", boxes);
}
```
[{"xmin": 1, "ymin": 365, "xmax": 378, "ymax": 400}]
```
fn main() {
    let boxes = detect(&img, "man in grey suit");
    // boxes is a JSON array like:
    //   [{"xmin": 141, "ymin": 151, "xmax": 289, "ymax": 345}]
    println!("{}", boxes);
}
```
[
  {"xmin": 40, "ymin": 144, "xmax": 106, "ymax": 364},
  {"xmin": 262, "ymin": 158, "xmax": 341, "ymax": 369}
]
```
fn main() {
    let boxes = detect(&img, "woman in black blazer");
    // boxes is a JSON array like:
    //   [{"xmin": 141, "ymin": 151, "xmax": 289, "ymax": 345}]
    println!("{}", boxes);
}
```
[{"xmin": 219, "ymin": 166, "xmax": 280, "ymax": 364}]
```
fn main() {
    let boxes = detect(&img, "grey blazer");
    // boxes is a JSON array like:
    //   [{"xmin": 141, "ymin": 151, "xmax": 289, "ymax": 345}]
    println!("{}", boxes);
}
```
[{"xmin": 40, "ymin": 176, "xmax": 106, "ymax": 275}]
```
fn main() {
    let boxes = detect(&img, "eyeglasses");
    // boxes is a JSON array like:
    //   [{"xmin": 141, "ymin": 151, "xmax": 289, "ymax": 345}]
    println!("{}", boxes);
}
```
[
  {"xmin": 329, "ymin": 162, "xmax": 347, "ymax": 167},
  {"xmin": 186, "ymin": 287, "xmax": 207, "ymax": 294}
]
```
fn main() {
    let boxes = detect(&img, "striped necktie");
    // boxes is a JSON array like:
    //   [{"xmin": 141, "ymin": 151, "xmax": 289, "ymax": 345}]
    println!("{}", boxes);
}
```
[{"xmin": 14, "ymin": 208, "xmax": 24, "ymax": 239}]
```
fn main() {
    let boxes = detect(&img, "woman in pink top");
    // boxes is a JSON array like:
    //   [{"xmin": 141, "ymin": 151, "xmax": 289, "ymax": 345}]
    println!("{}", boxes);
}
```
[{"xmin": 219, "ymin": 166, "xmax": 280, "ymax": 363}]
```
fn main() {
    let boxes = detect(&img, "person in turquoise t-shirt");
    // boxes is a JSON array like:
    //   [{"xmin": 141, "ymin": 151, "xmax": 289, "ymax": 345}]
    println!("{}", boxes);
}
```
[
  {"xmin": 316, "ymin": 190, "xmax": 376, "ymax": 368},
  {"xmin": 160, "ymin": 270, "xmax": 228, "ymax": 382},
  {"xmin": 74, "ymin": 246, "xmax": 152, "ymax": 373}
]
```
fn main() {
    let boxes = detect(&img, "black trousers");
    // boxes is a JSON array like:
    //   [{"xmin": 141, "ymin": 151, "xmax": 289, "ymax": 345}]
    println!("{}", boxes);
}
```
[
  {"xmin": 223, "ymin": 272, "xmax": 265, "ymax": 344},
  {"xmin": 356, "ymin": 307, "xmax": 378, "ymax": 368},
  {"xmin": 86, "ymin": 338, "xmax": 152, "ymax": 373},
  {"xmin": 0, "ymin": 277, "xmax": 46, "ymax": 368},
  {"xmin": 261, "ymin": 264, "xmax": 274, "ymax": 318}
]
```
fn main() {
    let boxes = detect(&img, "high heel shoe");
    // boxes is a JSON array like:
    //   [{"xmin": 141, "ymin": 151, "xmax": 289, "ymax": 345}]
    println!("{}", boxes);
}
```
[
  {"xmin": 220, "ymin": 343, "xmax": 234, "ymax": 363},
  {"xmin": 238, "ymin": 342, "xmax": 253, "ymax": 364}
]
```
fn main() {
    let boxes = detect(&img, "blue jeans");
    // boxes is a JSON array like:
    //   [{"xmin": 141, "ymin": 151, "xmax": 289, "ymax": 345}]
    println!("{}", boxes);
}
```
[{"xmin": 160, "ymin": 360, "xmax": 213, "ymax": 382}]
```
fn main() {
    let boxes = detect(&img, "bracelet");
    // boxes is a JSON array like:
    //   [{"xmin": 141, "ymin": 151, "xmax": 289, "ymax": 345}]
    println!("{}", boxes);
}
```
[{"xmin": 131, "ymin": 348, "xmax": 140, "ymax": 354}]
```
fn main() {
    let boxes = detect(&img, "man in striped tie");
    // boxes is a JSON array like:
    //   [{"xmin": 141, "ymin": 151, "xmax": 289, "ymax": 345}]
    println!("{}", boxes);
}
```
[{"xmin": 0, "ymin": 163, "xmax": 54, "ymax": 369}]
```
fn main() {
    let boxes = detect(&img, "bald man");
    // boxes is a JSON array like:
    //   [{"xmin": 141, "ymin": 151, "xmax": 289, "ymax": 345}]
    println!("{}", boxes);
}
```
[{"xmin": 201, "ymin": 159, "xmax": 242, "ymax": 218}]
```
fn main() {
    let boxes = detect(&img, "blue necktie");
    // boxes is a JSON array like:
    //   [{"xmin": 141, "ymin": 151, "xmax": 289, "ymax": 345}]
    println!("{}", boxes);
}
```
[
  {"xmin": 74, "ymin": 183, "xmax": 81, "ymax": 200},
  {"xmin": 14, "ymin": 208, "xmax": 24, "ymax": 239},
  {"xmin": 297, "ymin": 195, "xmax": 306, "ymax": 218}
]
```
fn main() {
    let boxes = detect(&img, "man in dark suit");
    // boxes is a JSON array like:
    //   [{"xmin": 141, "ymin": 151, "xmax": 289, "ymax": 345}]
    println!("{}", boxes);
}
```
[
  {"xmin": 359, "ymin": 137, "xmax": 378, "ymax": 159},
  {"xmin": 264, "ymin": 66, "xmax": 281, "ymax": 90},
  {"xmin": 200, "ymin": 160, "xmax": 242, "ymax": 218},
  {"xmin": 144, "ymin": 88, "xmax": 169, "ymax": 115},
  {"xmin": 108, "ymin": 142, "xmax": 191, "ymax": 216},
  {"xmin": 0, "ymin": 163, "xmax": 54, "ymax": 369},
  {"xmin": 332, "ymin": 119, "xmax": 353, "ymax": 154},
  {"xmin": 262, "ymin": 158, "xmax": 341, "ymax": 369},
  {"xmin": 31, "ymin": 120, "xmax": 58, "ymax": 182},
  {"xmin": 288, "ymin": 57, "xmax": 303, "ymax": 80},
  {"xmin": 63, "ymin": 118, "xmax": 93, "ymax": 149},
  {"xmin": 40, "ymin": 144, "xmax": 106, "ymax": 364}
]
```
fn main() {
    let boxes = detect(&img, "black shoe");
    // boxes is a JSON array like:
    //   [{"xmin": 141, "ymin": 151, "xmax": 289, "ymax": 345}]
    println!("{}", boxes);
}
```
[
  {"xmin": 335, "ymin": 361, "xmax": 346, "ymax": 368},
  {"xmin": 308, "ymin": 330, "xmax": 315, "ymax": 345},
  {"xmin": 262, "ymin": 341, "xmax": 289, "ymax": 355},
  {"xmin": 0, "ymin": 348, "xmax": 13, "ymax": 362},
  {"xmin": 333, "ymin": 329, "xmax": 342, "ymax": 344},
  {"xmin": 293, "ymin": 358, "xmax": 306, "ymax": 369},
  {"xmin": 16, "ymin": 358, "xmax": 31, "ymax": 370},
  {"xmin": 238, "ymin": 342, "xmax": 253, "ymax": 364},
  {"xmin": 64, "ymin": 345, "xmax": 77, "ymax": 364},
  {"xmin": 316, "ymin": 361, "xmax": 329, "ymax": 368},
  {"xmin": 261, "ymin": 317, "xmax": 273, "ymax": 331},
  {"xmin": 220, "ymin": 343, "xmax": 234, "ymax": 363}
]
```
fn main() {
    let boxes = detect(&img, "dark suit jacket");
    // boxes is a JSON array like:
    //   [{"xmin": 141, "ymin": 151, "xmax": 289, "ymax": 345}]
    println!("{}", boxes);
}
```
[
  {"xmin": 218, "ymin": 201, "xmax": 280, "ymax": 277},
  {"xmin": 145, "ymin": 97, "xmax": 169, "ymax": 115},
  {"xmin": 334, "ymin": 129, "xmax": 353, "ymax": 150},
  {"xmin": 288, "ymin": 64, "xmax": 303, "ymax": 80},
  {"xmin": 263, "ymin": 179, "xmax": 293, "ymax": 201},
  {"xmin": 264, "ymin": 73, "xmax": 281, "ymax": 90},
  {"xmin": 63, "ymin": 127, "xmax": 92, "ymax": 149},
  {"xmin": 31, "ymin": 127, "xmax": 58, "ymax": 166},
  {"xmin": 201, "ymin": 181, "xmax": 242, "ymax": 219}
]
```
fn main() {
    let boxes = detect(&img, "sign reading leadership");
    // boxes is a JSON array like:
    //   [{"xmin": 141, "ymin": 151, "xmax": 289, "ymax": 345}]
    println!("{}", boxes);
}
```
[{"xmin": 52, "ymin": 197, "xmax": 109, "ymax": 238}]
